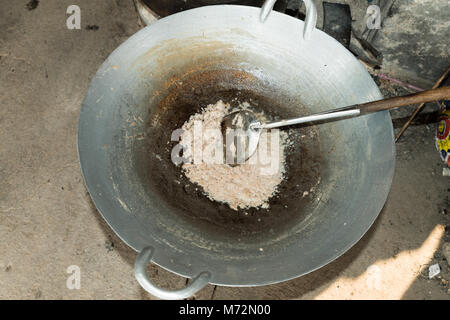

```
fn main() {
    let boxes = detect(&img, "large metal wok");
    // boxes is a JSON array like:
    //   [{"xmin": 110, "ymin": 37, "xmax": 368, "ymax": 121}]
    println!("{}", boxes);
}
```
[{"xmin": 78, "ymin": 0, "xmax": 395, "ymax": 299}]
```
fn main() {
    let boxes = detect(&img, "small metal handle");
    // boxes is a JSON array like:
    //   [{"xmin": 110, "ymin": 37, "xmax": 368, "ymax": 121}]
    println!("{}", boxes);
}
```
[
  {"xmin": 260, "ymin": 0, "xmax": 318, "ymax": 40},
  {"xmin": 134, "ymin": 0, "xmax": 159, "ymax": 26},
  {"xmin": 134, "ymin": 247, "xmax": 211, "ymax": 300}
]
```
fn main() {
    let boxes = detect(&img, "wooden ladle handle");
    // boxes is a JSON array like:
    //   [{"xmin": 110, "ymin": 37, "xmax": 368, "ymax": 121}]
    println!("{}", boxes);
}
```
[{"xmin": 356, "ymin": 85, "xmax": 450, "ymax": 115}]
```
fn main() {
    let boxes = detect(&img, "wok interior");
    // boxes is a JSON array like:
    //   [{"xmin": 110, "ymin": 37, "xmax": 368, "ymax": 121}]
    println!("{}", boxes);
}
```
[
  {"xmin": 139, "ymin": 69, "xmax": 325, "ymax": 242},
  {"xmin": 107, "ymin": 35, "xmax": 386, "ymax": 258}
]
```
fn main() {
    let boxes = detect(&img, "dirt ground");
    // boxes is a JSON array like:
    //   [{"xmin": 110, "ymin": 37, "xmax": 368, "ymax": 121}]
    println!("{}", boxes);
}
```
[{"xmin": 0, "ymin": 0, "xmax": 449, "ymax": 299}]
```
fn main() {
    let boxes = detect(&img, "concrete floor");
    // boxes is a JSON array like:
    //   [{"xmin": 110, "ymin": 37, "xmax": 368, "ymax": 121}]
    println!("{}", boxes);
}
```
[{"xmin": 0, "ymin": 0, "xmax": 449, "ymax": 299}]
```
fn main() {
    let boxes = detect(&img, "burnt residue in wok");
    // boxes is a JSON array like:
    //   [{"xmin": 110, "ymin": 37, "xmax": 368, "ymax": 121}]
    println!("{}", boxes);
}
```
[{"xmin": 136, "ymin": 69, "xmax": 325, "ymax": 242}]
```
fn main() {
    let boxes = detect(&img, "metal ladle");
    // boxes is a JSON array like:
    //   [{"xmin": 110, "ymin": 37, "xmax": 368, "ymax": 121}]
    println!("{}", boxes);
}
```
[{"xmin": 222, "ymin": 86, "xmax": 450, "ymax": 163}]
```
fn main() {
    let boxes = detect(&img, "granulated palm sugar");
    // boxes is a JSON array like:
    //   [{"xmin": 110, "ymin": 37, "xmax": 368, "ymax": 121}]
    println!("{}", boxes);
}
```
[{"xmin": 178, "ymin": 100, "xmax": 287, "ymax": 210}]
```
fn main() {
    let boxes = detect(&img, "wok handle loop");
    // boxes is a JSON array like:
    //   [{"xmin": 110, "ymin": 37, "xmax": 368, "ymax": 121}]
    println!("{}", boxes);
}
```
[
  {"xmin": 134, "ymin": 0, "xmax": 159, "ymax": 26},
  {"xmin": 260, "ymin": 0, "xmax": 318, "ymax": 40},
  {"xmin": 134, "ymin": 246, "xmax": 211, "ymax": 300}
]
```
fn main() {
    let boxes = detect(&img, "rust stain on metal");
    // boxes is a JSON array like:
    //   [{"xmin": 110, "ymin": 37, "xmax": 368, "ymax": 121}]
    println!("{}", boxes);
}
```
[{"xmin": 131, "ymin": 37, "xmax": 235, "ymax": 72}]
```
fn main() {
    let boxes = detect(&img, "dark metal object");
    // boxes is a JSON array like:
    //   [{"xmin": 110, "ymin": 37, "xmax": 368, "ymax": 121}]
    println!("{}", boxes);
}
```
[
  {"xmin": 285, "ymin": 0, "xmax": 304, "ymax": 18},
  {"xmin": 322, "ymin": 2, "xmax": 352, "ymax": 48}
]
